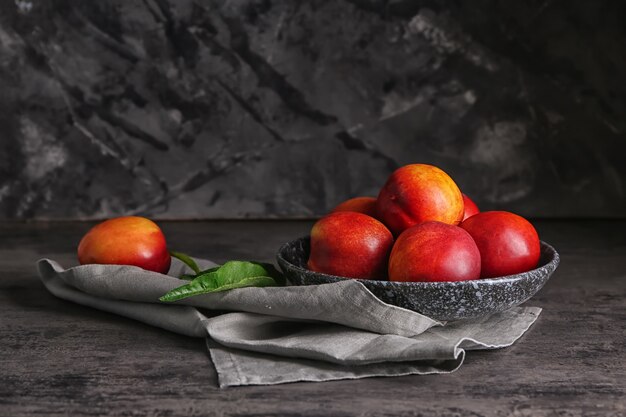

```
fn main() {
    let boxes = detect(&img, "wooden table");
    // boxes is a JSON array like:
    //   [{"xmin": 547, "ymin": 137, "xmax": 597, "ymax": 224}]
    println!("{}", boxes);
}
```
[{"xmin": 1, "ymin": 220, "xmax": 624, "ymax": 416}]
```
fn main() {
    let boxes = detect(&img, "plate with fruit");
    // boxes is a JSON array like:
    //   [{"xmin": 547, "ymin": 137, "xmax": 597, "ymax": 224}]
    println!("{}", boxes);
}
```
[{"xmin": 277, "ymin": 164, "xmax": 560, "ymax": 321}]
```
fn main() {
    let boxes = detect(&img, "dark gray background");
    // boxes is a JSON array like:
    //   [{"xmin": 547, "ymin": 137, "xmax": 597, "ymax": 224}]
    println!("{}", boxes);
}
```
[{"xmin": 1, "ymin": 0, "xmax": 625, "ymax": 219}]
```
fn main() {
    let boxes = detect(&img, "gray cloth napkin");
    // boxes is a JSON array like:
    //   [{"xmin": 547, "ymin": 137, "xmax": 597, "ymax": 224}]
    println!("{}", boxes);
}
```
[{"xmin": 37, "ymin": 257, "xmax": 541, "ymax": 387}]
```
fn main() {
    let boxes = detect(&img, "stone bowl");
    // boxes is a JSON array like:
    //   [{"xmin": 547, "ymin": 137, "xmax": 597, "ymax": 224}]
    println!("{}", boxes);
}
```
[{"xmin": 276, "ymin": 237, "xmax": 560, "ymax": 321}]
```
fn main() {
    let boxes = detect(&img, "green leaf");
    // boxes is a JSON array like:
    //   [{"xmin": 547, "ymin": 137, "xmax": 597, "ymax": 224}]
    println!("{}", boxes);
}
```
[
  {"xmin": 198, "ymin": 266, "xmax": 221, "ymax": 274},
  {"xmin": 169, "ymin": 251, "xmax": 201, "ymax": 274},
  {"xmin": 248, "ymin": 261, "xmax": 286, "ymax": 286},
  {"xmin": 180, "ymin": 266, "xmax": 220, "ymax": 281},
  {"xmin": 159, "ymin": 260, "xmax": 284, "ymax": 302}
]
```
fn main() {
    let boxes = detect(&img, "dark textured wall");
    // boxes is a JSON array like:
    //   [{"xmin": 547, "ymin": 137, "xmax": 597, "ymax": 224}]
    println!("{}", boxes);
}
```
[{"xmin": 0, "ymin": 0, "xmax": 625, "ymax": 219}]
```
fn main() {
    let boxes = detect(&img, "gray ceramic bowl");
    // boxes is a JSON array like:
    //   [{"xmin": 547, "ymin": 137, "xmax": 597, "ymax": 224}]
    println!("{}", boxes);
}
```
[{"xmin": 276, "ymin": 237, "xmax": 560, "ymax": 321}]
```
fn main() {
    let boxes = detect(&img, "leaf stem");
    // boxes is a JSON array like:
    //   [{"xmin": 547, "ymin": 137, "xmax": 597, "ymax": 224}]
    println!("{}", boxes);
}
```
[{"xmin": 169, "ymin": 251, "xmax": 201, "ymax": 274}]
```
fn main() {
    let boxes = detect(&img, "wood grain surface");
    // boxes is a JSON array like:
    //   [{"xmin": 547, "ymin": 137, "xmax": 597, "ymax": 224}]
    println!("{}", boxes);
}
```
[{"xmin": 1, "ymin": 220, "xmax": 624, "ymax": 417}]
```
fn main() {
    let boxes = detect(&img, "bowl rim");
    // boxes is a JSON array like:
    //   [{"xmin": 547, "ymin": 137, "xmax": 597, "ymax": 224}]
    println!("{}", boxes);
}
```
[{"xmin": 277, "ymin": 236, "xmax": 560, "ymax": 287}]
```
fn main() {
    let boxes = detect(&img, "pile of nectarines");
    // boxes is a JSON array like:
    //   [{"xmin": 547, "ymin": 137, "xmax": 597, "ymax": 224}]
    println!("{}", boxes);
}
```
[{"xmin": 308, "ymin": 164, "xmax": 541, "ymax": 282}]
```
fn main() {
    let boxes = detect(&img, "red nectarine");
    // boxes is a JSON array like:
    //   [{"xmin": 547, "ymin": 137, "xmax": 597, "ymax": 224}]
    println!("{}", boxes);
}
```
[
  {"xmin": 460, "ymin": 211, "xmax": 540, "ymax": 278},
  {"xmin": 376, "ymin": 164, "xmax": 464, "ymax": 235},
  {"xmin": 388, "ymin": 221, "xmax": 481, "ymax": 282},
  {"xmin": 462, "ymin": 193, "xmax": 480, "ymax": 221},
  {"xmin": 77, "ymin": 216, "xmax": 171, "ymax": 274},
  {"xmin": 308, "ymin": 212, "xmax": 393, "ymax": 279},
  {"xmin": 331, "ymin": 197, "xmax": 378, "ymax": 218}
]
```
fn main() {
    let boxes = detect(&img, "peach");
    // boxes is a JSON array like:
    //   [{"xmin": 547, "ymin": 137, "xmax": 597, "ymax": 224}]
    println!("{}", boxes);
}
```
[
  {"xmin": 78, "ymin": 216, "xmax": 171, "ymax": 274},
  {"xmin": 388, "ymin": 221, "xmax": 481, "ymax": 282},
  {"xmin": 376, "ymin": 164, "xmax": 464, "ymax": 235},
  {"xmin": 460, "ymin": 211, "xmax": 540, "ymax": 278},
  {"xmin": 331, "ymin": 196, "xmax": 378, "ymax": 218},
  {"xmin": 308, "ymin": 212, "xmax": 393, "ymax": 279},
  {"xmin": 462, "ymin": 193, "xmax": 480, "ymax": 221}
]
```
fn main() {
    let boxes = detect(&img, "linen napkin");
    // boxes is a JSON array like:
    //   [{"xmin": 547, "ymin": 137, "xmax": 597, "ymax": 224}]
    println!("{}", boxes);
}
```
[{"xmin": 37, "ymin": 257, "xmax": 541, "ymax": 387}]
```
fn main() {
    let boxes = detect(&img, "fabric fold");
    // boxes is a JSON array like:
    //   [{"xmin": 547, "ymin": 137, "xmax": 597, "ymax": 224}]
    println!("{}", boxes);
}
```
[{"xmin": 36, "ymin": 257, "xmax": 541, "ymax": 387}]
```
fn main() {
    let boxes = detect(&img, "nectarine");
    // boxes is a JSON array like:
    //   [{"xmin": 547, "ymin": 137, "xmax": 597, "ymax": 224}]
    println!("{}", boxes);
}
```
[
  {"xmin": 388, "ymin": 221, "xmax": 481, "ymax": 282},
  {"xmin": 376, "ymin": 164, "xmax": 464, "ymax": 235},
  {"xmin": 77, "ymin": 216, "xmax": 171, "ymax": 274},
  {"xmin": 460, "ymin": 211, "xmax": 540, "ymax": 278},
  {"xmin": 331, "ymin": 197, "xmax": 378, "ymax": 218},
  {"xmin": 462, "ymin": 193, "xmax": 480, "ymax": 221},
  {"xmin": 308, "ymin": 212, "xmax": 393, "ymax": 279}
]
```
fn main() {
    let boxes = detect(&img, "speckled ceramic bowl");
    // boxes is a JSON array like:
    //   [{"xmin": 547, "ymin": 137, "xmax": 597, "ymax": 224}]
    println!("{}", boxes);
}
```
[{"xmin": 276, "ymin": 237, "xmax": 560, "ymax": 321}]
